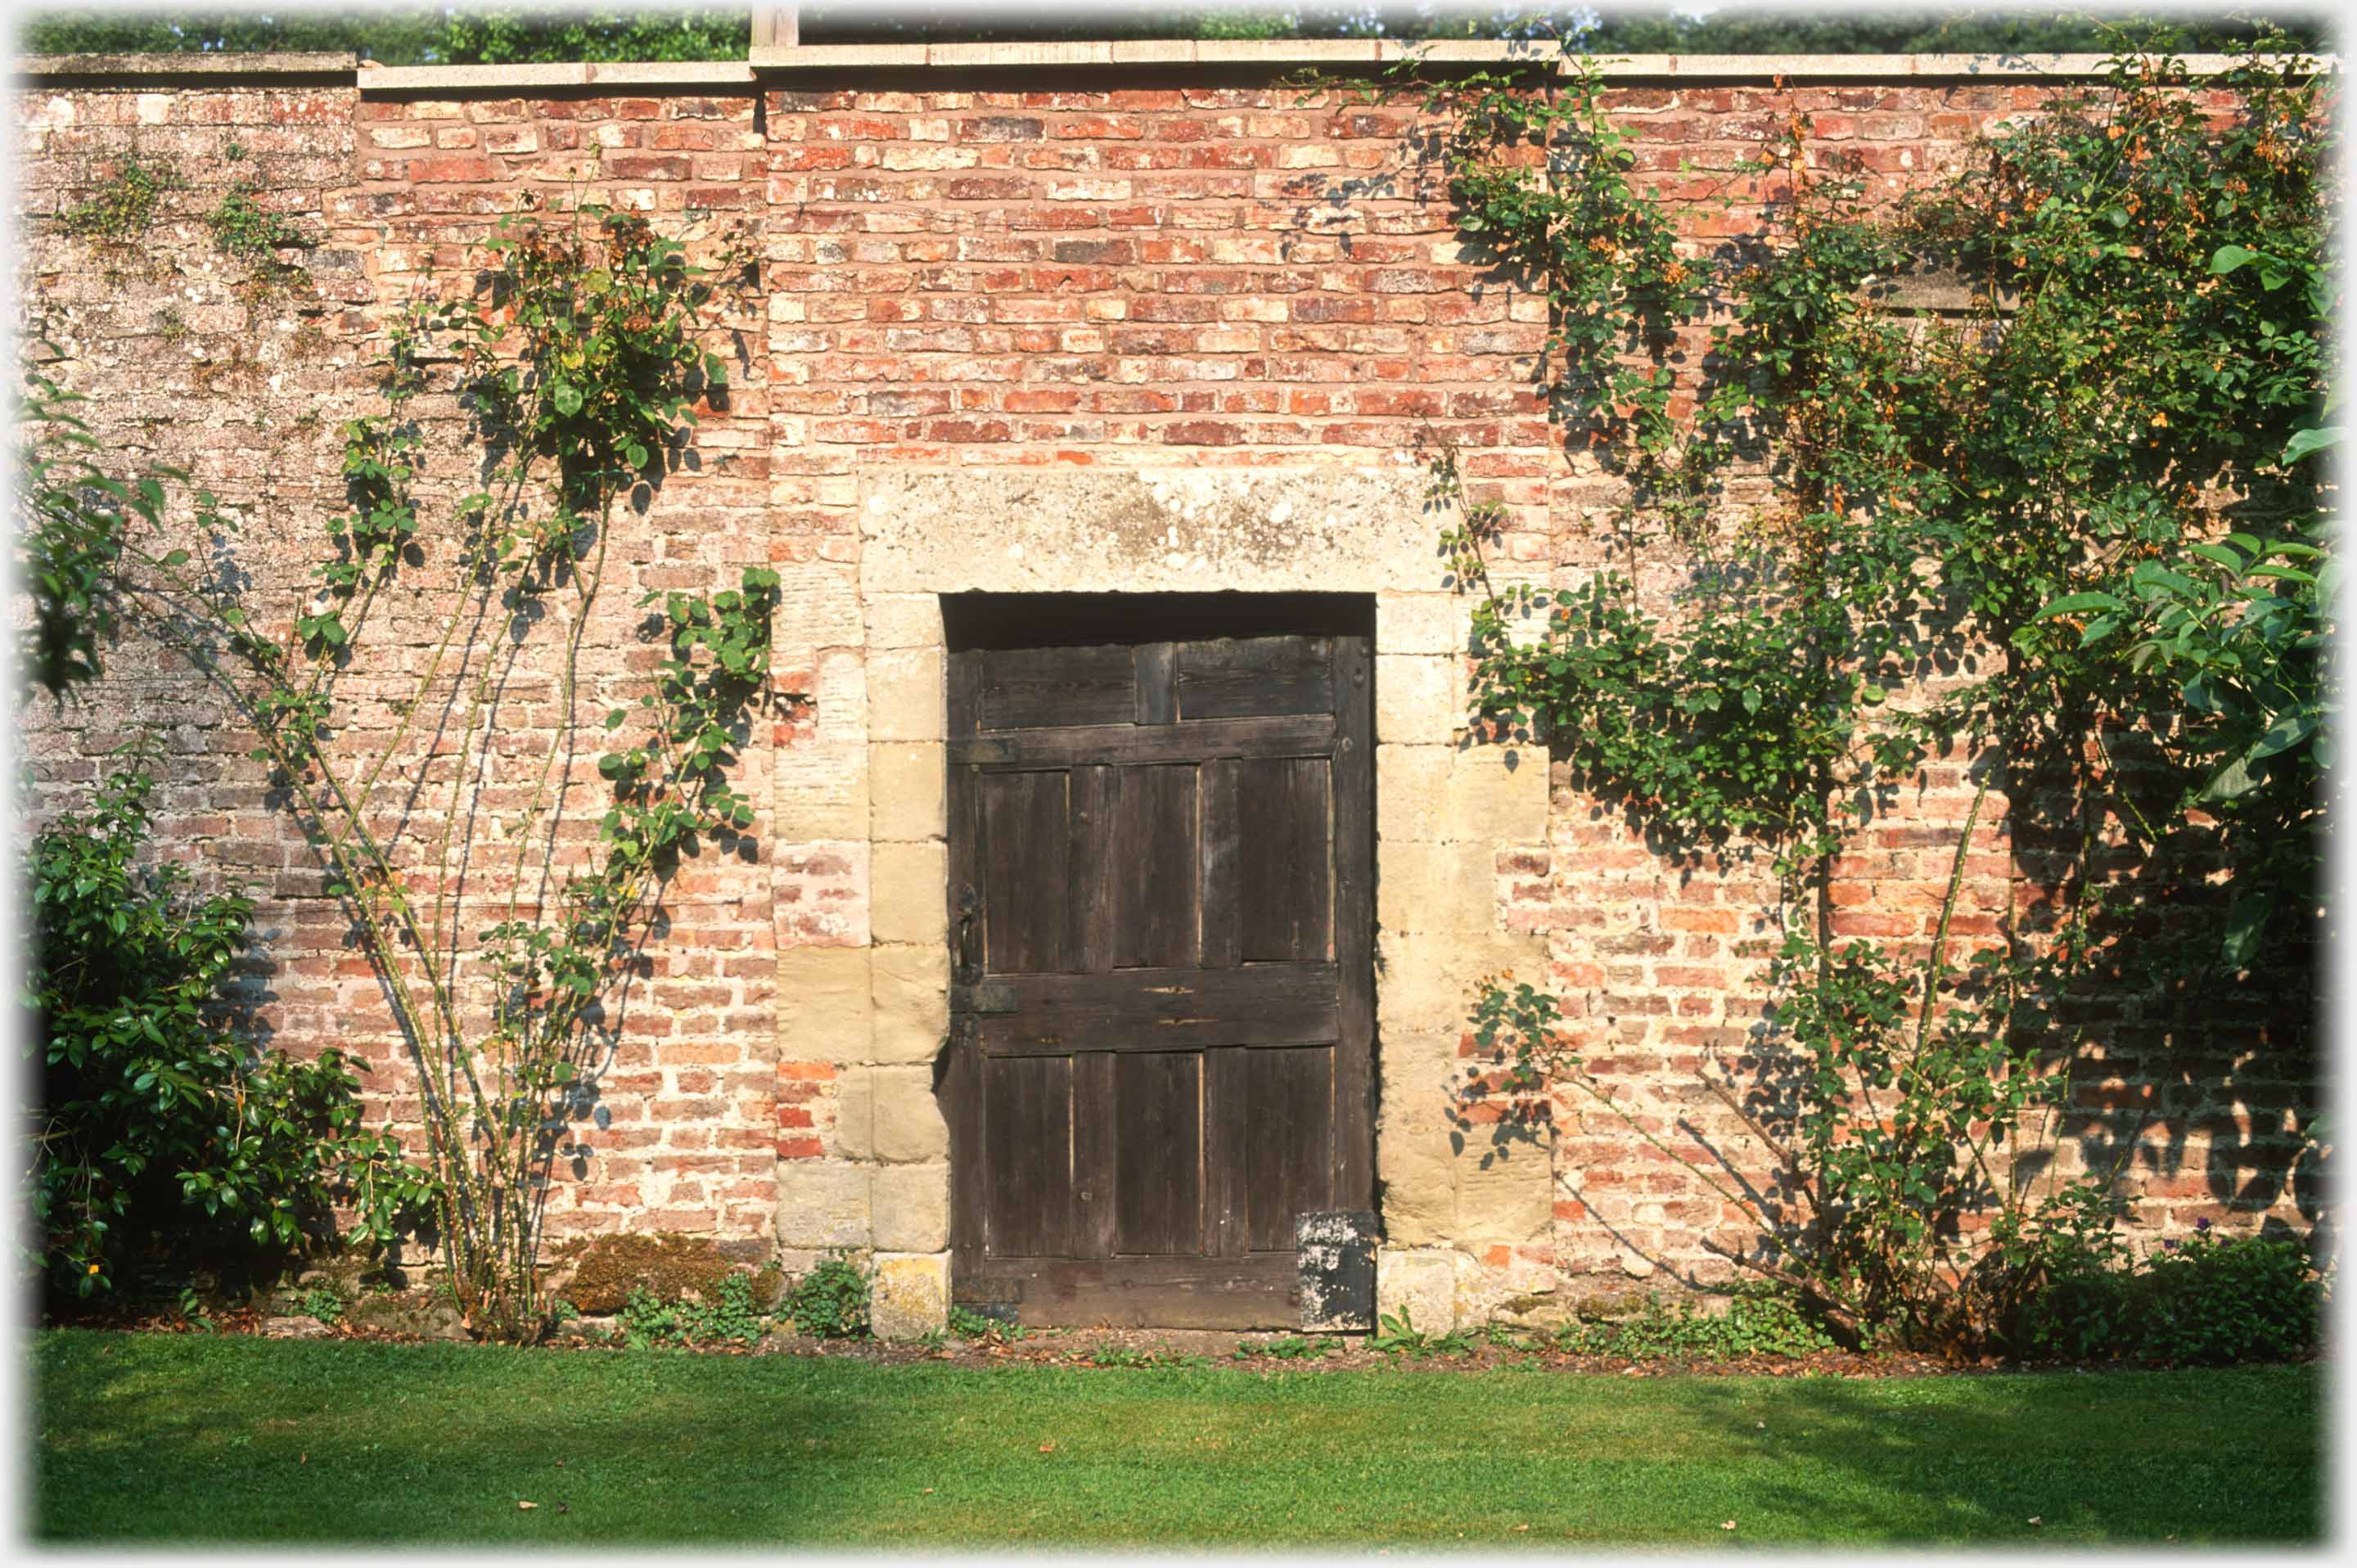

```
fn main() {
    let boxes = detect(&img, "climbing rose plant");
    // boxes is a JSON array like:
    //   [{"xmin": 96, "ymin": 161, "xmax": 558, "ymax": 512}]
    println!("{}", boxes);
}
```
[
  {"xmin": 20, "ymin": 201, "xmax": 781, "ymax": 1340},
  {"xmin": 1350, "ymin": 29, "xmax": 2332, "ymax": 1351}
]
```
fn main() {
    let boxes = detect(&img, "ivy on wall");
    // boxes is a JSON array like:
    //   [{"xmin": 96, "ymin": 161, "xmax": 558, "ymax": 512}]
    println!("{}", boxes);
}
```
[{"xmin": 1339, "ymin": 30, "xmax": 2333, "ymax": 1350}]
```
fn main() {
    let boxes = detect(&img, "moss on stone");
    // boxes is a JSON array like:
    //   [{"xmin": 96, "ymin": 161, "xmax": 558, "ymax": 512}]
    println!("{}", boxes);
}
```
[{"xmin": 557, "ymin": 1233, "xmax": 783, "ymax": 1316}]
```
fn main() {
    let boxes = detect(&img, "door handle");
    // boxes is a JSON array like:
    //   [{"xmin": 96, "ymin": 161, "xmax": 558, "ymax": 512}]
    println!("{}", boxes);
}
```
[{"xmin": 953, "ymin": 881, "xmax": 982, "ymax": 982}]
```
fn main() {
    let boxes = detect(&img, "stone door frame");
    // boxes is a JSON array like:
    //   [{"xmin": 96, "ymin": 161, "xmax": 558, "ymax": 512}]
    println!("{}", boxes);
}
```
[{"xmin": 775, "ymin": 465, "xmax": 1554, "ymax": 1336}]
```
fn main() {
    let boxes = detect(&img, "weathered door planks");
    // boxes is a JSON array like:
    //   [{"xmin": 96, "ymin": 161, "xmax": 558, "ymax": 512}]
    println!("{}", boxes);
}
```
[{"xmin": 944, "ymin": 626, "xmax": 1374, "ymax": 1328}]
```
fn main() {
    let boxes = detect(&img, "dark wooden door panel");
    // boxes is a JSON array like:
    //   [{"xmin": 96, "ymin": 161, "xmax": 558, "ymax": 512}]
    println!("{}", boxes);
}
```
[
  {"xmin": 1237, "ymin": 756, "xmax": 1333, "ymax": 962},
  {"xmin": 1111, "ymin": 764, "xmax": 1199, "ymax": 969},
  {"xmin": 979, "ymin": 771, "xmax": 1070, "ymax": 974},
  {"xmin": 948, "ymin": 621, "xmax": 1372, "ymax": 1330},
  {"xmin": 1175, "ymin": 635, "xmax": 1334, "ymax": 719},
  {"xmin": 1245, "ymin": 1046, "xmax": 1336, "ymax": 1251},
  {"xmin": 954, "ymin": 1253, "xmax": 1300, "ymax": 1330},
  {"xmin": 981, "ymin": 1055, "xmax": 1073, "ymax": 1259},
  {"xmin": 1114, "ymin": 1051, "xmax": 1202, "ymax": 1255},
  {"xmin": 980, "ymin": 643, "xmax": 1137, "ymax": 730}
]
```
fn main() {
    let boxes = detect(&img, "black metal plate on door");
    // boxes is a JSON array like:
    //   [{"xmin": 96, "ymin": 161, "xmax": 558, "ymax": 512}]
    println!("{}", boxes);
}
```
[{"xmin": 1295, "ymin": 1210, "xmax": 1378, "ymax": 1331}]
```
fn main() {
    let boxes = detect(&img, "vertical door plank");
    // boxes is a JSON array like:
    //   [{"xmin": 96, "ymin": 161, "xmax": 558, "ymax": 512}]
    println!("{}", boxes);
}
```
[
  {"xmin": 1070, "ymin": 764, "xmax": 1116, "ymax": 975},
  {"xmin": 1111, "ymin": 764, "xmax": 1199, "ymax": 969},
  {"xmin": 1198, "ymin": 757, "xmax": 1240, "ymax": 970},
  {"xmin": 985, "ymin": 1055, "xmax": 1074, "ymax": 1258},
  {"xmin": 1073, "ymin": 1051, "xmax": 1118, "ymax": 1259},
  {"xmin": 1202, "ymin": 1044, "xmax": 1249, "ymax": 1257},
  {"xmin": 1236, "ymin": 755, "xmax": 1333, "ymax": 962},
  {"xmin": 981, "ymin": 770, "xmax": 1070, "ymax": 974},
  {"xmin": 1330, "ymin": 633, "xmax": 1375, "ymax": 1210},
  {"xmin": 1134, "ymin": 641, "xmax": 1178, "ymax": 725},
  {"xmin": 1245, "ymin": 1045, "xmax": 1336, "ymax": 1251},
  {"xmin": 1114, "ymin": 1051, "xmax": 1201, "ymax": 1255}
]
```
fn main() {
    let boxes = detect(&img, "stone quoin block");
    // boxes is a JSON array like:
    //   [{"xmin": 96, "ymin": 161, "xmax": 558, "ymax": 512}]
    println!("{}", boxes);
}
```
[
  {"xmin": 866, "ymin": 647, "xmax": 945, "ymax": 742},
  {"xmin": 869, "ymin": 1066, "xmax": 949, "ymax": 1164},
  {"xmin": 829, "ymin": 1068, "xmax": 875, "ymax": 1161},
  {"xmin": 868, "ymin": 943, "xmax": 952, "ymax": 1066},
  {"xmin": 868, "ymin": 840, "xmax": 948, "ymax": 947},
  {"xmin": 863, "ymin": 593, "xmax": 945, "ymax": 651},
  {"xmin": 1372, "ymin": 591, "xmax": 1465, "ymax": 656},
  {"xmin": 1374, "ymin": 1247, "xmax": 1458, "ymax": 1336},
  {"xmin": 1375, "ymin": 1119, "xmax": 1462, "ymax": 1247},
  {"xmin": 773, "ymin": 738, "xmax": 870, "ymax": 840},
  {"xmin": 1372, "ymin": 653, "xmax": 1464, "ymax": 744},
  {"xmin": 868, "ymin": 1251, "xmax": 951, "ymax": 1340},
  {"xmin": 774, "ymin": 1161, "xmax": 872, "ymax": 1250},
  {"xmin": 868, "ymin": 741, "xmax": 946, "ymax": 842},
  {"xmin": 1452, "ymin": 1140, "xmax": 1557, "ymax": 1245},
  {"xmin": 1376, "ymin": 840, "xmax": 1502, "ymax": 935},
  {"xmin": 776, "ymin": 946, "xmax": 872, "ymax": 1063},
  {"xmin": 870, "ymin": 1163, "xmax": 951, "ymax": 1253},
  {"xmin": 1374, "ymin": 929, "xmax": 1549, "ymax": 1035}
]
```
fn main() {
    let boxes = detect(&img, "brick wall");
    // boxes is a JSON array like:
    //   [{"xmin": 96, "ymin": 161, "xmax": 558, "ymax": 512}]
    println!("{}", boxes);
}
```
[{"xmin": 16, "ymin": 52, "xmax": 2322, "ymax": 1330}]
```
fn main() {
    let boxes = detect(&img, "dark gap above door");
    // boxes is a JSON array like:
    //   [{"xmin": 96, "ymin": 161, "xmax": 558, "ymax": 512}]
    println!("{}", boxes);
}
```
[{"xmin": 943, "ymin": 591, "xmax": 1374, "ymax": 651}]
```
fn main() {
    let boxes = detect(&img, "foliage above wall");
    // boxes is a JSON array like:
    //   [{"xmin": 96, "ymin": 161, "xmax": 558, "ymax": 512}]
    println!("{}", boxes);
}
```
[
  {"xmin": 17, "ymin": 7, "xmax": 752, "ymax": 64},
  {"xmin": 19, "ymin": 4, "xmax": 2332, "ymax": 58}
]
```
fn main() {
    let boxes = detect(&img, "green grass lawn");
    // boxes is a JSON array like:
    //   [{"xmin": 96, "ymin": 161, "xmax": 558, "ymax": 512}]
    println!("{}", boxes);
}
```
[{"xmin": 30, "ymin": 1329, "xmax": 2323, "ymax": 1545}]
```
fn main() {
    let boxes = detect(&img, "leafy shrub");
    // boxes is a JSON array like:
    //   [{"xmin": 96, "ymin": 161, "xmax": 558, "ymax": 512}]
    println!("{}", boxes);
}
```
[
  {"xmin": 945, "ymin": 1304, "xmax": 1030, "ymax": 1343},
  {"xmin": 56, "ymin": 154, "xmax": 174, "ymax": 243},
  {"xmin": 617, "ymin": 1269, "xmax": 765, "ymax": 1349},
  {"xmin": 205, "ymin": 178, "xmax": 302, "ymax": 267},
  {"xmin": 1233, "ymin": 1335, "xmax": 1333, "ymax": 1360},
  {"xmin": 1555, "ymin": 1288, "xmax": 1839, "ymax": 1360},
  {"xmin": 24, "ymin": 756, "xmax": 435, "ymax": 1299},
  {"xmin": 1371, "ymin": 1308, "xmax": 1473, "ymax": 1358},
  {"xmin": 2023, "ymin": 1226, "xmax": 2323, "ymax": 1365},
  {"xmin": 782, "ymin": 1253, "xmax": 870, "ymax": 1338}
]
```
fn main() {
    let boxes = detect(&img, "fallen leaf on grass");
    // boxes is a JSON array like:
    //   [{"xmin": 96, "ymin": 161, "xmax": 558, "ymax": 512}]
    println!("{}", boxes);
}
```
[
  {"xmin": 1721, "ymin": 1521, "xmax": 1737, "ymax": 1531},
  {"xmin": 2027, "ymin": 1516, "xmax": 2043, "ymax": 1529},
  {"xmin": 517, "ymin": 1501, "xmax": 539, "ymax": 1512},
  {"xmin": 1038, "ymin": 1441, "xmax": 1057, "ymax": 1453}
]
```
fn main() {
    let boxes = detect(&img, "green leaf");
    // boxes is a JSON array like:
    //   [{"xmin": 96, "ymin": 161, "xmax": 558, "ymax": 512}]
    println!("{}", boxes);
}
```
[
  {"xmin": 2209, "ymin": 243, "xmax": 2264, "ymax": 275},
  {"xmin": 2283, "ymin": 425, "xmax": 2340, "ymax": 464},
  {"xmin": 2221, "ymin": 888, "xmax": 2268, "ymax": 968},
  {"xmin": 2247, "ymin": 705, "xmax": 2319, "ymax": 760},
  {"xmin": 552, "ymin": 382, "xmax": 584, "ymax": 417},
  {"xmin": 2035, "ymin": 591, "xmax": 2125, "ymax": 620}
]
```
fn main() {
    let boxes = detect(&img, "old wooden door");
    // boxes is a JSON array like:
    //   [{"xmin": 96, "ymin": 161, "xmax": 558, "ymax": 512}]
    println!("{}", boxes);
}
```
[{"xmin": 944, "ymin": 627, "xmax": 1373, "ymax": 1328}]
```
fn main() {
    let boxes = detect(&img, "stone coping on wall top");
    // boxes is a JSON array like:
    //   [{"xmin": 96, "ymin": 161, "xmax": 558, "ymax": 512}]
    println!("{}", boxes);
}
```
[
  {"xmin": 16, "ymin": 52, "xmax": 360, "ymax": 83},
  {"xmin": 16, "ymin": 43, "xmax": 2332, "ymax": 92}
]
